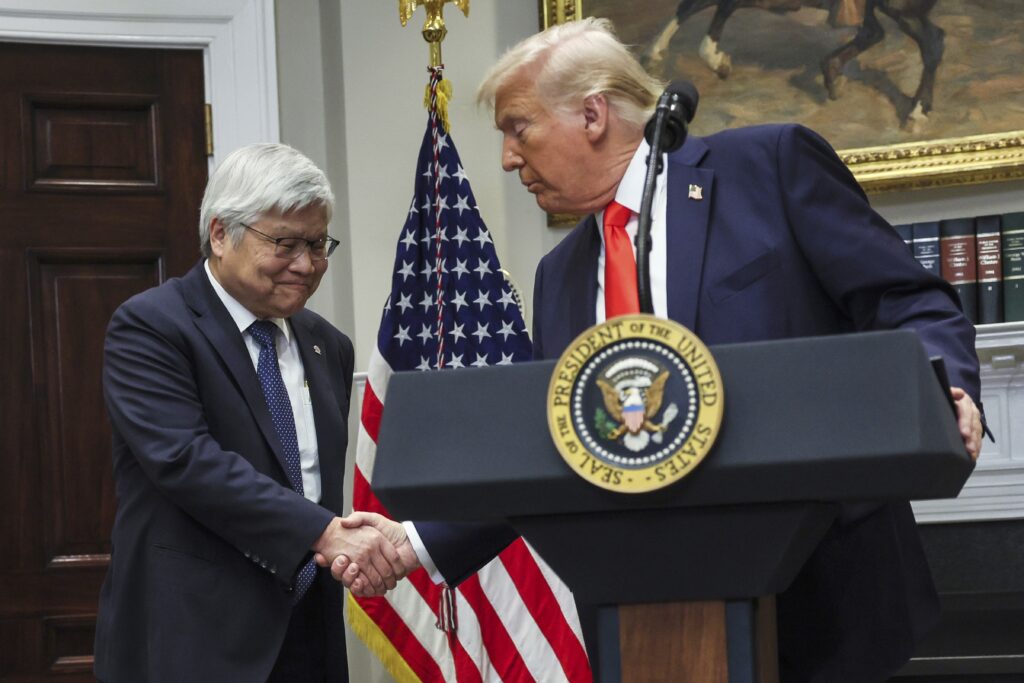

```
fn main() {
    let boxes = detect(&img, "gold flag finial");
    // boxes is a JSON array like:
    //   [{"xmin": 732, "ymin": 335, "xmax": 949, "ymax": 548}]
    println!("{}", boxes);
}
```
[{"xmin": 398, "ymin": 0, "xmax": 469, "ymax": 68}]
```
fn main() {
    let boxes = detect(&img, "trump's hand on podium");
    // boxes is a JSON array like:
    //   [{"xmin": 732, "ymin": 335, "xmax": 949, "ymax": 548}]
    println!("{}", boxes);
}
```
[
  {"xmin": 328, "ymin": 512, "xmax": 420, "ymax": 597},
  {"xmin": 951, "ymin": 386, "xmax": 982, "ymax": 462},
  {"xmin": 311, "ymin": 516, "xmax": 405, "ymax": 594}
]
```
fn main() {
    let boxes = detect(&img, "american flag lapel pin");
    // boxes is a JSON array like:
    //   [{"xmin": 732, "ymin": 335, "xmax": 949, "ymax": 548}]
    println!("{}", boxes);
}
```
[
  {"xmin": 688, "ymin": 183, "xmax": 703, "ymax": 200},
  {"xmin": 313, "ymin": 345, "xmax": 322, "ymax": 355}
]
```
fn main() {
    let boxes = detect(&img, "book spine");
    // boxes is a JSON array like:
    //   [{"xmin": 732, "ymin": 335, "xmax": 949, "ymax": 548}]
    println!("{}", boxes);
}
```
[
  {"xmin": 939, "ymin": 217, "xmax": 978, "ymax": 323},
  {"xmin": 911, "ymin": 221, "xmax": 941, "ymax": 276},
  {"xmin": 975, "ymin": 215, "xmax": 1003, "ymax": 325},
  {"xmin": 1003, "ymin": 212, "xmax": 1024, "ymax": 323}
]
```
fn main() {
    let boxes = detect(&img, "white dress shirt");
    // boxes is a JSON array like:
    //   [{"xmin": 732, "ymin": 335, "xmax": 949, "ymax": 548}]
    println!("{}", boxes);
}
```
[{"xmin": 205, "ymin": 260, "xmax": 322, "ymax": 503}]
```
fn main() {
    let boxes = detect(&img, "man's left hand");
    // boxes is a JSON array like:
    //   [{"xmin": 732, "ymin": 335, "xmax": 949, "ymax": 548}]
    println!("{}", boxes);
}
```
[{"xmin": 951, "ymin": 386, "xmax": 982, "ymax": 462}]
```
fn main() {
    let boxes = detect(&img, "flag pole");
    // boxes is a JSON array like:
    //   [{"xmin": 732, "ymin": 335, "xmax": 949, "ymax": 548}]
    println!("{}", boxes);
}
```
[{"xmin": 399, "ymin": 0, "xmax": 469, "ymax": 133}]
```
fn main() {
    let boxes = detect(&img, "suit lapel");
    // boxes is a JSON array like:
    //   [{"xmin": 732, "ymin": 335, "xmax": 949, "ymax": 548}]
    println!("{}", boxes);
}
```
[
  {"xmin": 291, "ymin": 313, "xmax": 345, "ymax": 512},
  {"xmin": 568, "ymin": 215, "xmax": 600, "ymax": 339},
  {"xmin": 183, "ymin": 263, "xmax": 291, "ymax": 477},
  {"xmin": 665, "ymin": 137, "xmax": 713, "ymax": 331}
]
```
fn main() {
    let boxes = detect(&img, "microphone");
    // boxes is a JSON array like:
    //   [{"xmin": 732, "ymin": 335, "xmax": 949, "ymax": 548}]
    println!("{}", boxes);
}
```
[
  {"xmin": 643, "ymin": 81, "xmax": 699, "ymax": 153},
  {"xmin": 635, "ymin": 81, "xmax": 698, "ymax": 314}
]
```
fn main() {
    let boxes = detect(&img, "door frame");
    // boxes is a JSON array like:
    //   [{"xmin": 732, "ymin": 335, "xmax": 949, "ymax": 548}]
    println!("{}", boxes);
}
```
[{"xmin": 0, "ymin": 0, "xmax": 280, "ymax": 170}]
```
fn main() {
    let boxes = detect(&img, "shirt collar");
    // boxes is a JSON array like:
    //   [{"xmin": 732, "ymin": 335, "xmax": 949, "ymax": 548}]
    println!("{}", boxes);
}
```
[
  {"xmin": 614, "ymin": 139, "xmax": 657, "ymax": 214},
  {"xmin": 204, "ymin": 259, "xmax": 291, "ymax": 343}
]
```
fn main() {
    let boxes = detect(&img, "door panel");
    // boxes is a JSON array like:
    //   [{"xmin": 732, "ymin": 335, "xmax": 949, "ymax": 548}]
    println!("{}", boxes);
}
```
[{"xmin": 0, "ymin": 42, "xmax": 206, "ymax": 682}]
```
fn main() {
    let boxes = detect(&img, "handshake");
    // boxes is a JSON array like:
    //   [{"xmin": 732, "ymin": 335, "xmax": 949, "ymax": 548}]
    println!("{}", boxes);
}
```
[{"xmin": 312, "ymin": 512, "xmax": 419, "ymax": 597}]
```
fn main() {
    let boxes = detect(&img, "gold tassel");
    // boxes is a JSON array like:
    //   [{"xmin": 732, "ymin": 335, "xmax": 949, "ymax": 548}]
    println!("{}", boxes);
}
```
[{"xmin": 424, "ymin": 77, "xmax": 453, "ymax": 133}]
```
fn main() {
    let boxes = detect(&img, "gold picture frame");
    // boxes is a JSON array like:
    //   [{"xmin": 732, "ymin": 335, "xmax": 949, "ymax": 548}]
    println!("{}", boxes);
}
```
[{"xmin": 539, "ymin": 0, "xmax": 1024, "ymax": 196}]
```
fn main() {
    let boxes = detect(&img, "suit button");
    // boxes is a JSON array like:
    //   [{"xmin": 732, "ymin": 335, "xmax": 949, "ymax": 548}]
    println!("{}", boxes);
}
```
[
  {"xmin": 260, "ymin": 560, "xmax": 268, "ymax": 569},
  {"xmin": 270, "ymin": 565, "xmax": 277, "ymax": 575},
  {"xmin": 244, "ymin": 550, "xmax": 251, "ymax": 559}
]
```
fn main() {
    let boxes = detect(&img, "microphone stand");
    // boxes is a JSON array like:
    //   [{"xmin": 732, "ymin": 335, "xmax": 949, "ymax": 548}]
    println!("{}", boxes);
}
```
[{"xmin": 635, "ymin": 97, "xmax": 671, "ymax": 316}]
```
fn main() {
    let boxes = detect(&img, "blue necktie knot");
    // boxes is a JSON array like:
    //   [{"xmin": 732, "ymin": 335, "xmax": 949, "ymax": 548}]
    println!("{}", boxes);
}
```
[{"xmin": 248, "ymin": 319, "xmax": 278, "ymax": 348}]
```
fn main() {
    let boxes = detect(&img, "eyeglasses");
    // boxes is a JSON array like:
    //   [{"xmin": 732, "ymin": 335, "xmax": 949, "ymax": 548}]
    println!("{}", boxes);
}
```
[{"xmin": 241, "ymin": 223, "xmax": 340, "ymax": 261}]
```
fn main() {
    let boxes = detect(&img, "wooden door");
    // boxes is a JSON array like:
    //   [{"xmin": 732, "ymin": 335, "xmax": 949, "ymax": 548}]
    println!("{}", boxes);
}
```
[{"xmin": 0, "ymin": 42, "xmax": 207, "ymax": 681}]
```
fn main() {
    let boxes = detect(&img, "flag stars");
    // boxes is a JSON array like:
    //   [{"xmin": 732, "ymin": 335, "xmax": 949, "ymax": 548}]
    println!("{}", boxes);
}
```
[
  {"xmin": 395, "ymin": 293, "xmax": 413, "ymax": 314},
  {"xmin": 419, "ymin": 292, "xmax": 435, "ymax": 312},
  {"xmin": 447, "ymin": 353, "xmax": 465, "ymax": 369},
  {"xmin": 407, "ymin": 202, "xmax": 418, "ymax": 220},
  {"xmin": 416, "ymin": 356, "xmax": 432, "ymax": 371},
  {"xmin": 454, "ymin": 194, "xmax": 471, "ymax": 215},
  {"xmin": 472, "ymin": 322, "xmax": 492, "ymax": 343},
  {"xmin": 474, "ymin": 258, "xmax": 493, "ymax": 278},
  {"xmin": 471, "ymin": 352, "xmax": 489, "ymax": 368},
  {"xmin": 451, "ymin": 259, "xmax": 470, "ymax": 280},
  {"xmin": 394, "ymin": 325, "xmax": 412, "ymax": 346},
  {"xmin": 449, "ymin": 322, "xmax": 466, "ymax": 343},
  {"xmin": 434, "ymin": 193, "xmax": 450, "ymax": 214},
  {"xmin": 473, "ymin": 229, "xmax": 493, "ymax": 248},
  {"xmin": 498, "ymin": 289, "xmax": 517, "ymax": 309},
  {"xmin": 473, "ymin": 290, "xmax": 492, "ymax": 310},
  {"xmin": 497, "ymin": 352, "xmax": 515, "ymax": 366},
  {"xmin": 452, "ymin": 290, "xmax": 469, "ymax": 312},
  {"xmin": 497, "ymin": 320, "xmax": 517, "ymax": 341},
  {"xmin": 453, "ymin": 164, "xmax": 469, "ymax": 185},
  {"xmin": 400, "ymin": 229, "xmax": 417, "ymax": 249},
  {"xmin": 417, "ymin": 324, "xmax": 433, "ymax": 344},
  {"xmin": 398, "ymin": 260, "xmax": 416, "ymax": 282},
  {"xmin": 453, "ymin": 226, "xmax": 470, "ymax": 247},
  {"xmin": 434, "ymin": 133, "xmax": 449, "ymax": 154}
]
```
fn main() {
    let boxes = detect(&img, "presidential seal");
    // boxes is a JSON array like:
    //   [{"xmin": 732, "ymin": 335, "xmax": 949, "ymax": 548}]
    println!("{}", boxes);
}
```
[{"xmin": 547, "ymin": 314, "xmax": 724, "ymax": 493}]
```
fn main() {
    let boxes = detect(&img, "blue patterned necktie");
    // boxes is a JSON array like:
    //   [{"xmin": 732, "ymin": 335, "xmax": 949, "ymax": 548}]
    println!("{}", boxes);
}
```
[{"xmin": 248, "ymin": 319, "xmax": 317, "ymax": 603}]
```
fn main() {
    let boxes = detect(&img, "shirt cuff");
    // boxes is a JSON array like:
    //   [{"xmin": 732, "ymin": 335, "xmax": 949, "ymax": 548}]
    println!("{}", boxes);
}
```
[{"xmin": 403, "ymin": 521, "xmax": 444, "ymax": 584}]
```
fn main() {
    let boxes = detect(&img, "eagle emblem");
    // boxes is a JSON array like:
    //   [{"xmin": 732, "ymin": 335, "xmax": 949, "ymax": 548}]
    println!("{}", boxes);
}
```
[{"xmin": 596, "ymin": 358, "xmax": 679, "ymax": 453}]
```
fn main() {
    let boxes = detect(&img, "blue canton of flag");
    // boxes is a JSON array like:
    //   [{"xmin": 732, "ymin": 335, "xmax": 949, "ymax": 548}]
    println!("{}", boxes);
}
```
[{"xmin": 379, "ymin": 122, "xmax": 532, "ymax": 370}]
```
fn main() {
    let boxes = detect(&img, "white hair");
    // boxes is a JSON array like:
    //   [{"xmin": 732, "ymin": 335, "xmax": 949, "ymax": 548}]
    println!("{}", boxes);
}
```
[
  {"xmin": 477, "ymin": 17, "xmax": 664, "ymax": 131},
  {"xmin": 198, "ymin": 143, "xmax": 334, "ymax": 257}
]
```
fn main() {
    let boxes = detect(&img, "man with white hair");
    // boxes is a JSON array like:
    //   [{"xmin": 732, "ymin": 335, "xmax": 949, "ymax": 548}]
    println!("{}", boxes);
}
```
[
  {"xmin": 94, "ymin": 143, "xmax": 411, "ymax": 682},
  {"xmin": 337, "ymin": 18, "xmax": 984, "ymax": 682}
]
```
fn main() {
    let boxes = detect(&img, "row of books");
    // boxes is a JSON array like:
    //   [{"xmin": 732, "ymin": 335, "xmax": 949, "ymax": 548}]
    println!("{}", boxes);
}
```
[{"xmin": 894, "ymin": 212, "xmax": 1024, "ymax": 325}]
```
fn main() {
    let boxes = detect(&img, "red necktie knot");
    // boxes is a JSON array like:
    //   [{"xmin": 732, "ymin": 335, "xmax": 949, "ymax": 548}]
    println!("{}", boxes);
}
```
[{"xmin": 603, "ymin": 201, "xmax": 639, "ymax": 318}]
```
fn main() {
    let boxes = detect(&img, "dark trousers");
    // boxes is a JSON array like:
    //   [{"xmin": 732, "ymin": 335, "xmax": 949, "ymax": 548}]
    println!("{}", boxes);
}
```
[{"xmin": 268, "ymin": 576, "xmax": 328, "ymax": 682}]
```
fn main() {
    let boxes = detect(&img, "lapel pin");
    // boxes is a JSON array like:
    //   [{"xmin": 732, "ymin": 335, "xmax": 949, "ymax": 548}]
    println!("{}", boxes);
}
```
[
  {"xmin": 313, "ymin": 345, "xmax": 322, "ymax": 355},
  {"xmin": 688, "ymin": 183, "xmax": 703, "ymax": 201}
]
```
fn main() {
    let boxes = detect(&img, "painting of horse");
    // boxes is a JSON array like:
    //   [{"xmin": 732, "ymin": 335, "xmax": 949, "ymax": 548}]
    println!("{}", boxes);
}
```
[
  {"xmin": 642, "ymin": 0, "xmax": 942, "ymax": 130},
  {"xmin": 577, "ymin": 0, "xmax": 1024, "ymax": 151}
]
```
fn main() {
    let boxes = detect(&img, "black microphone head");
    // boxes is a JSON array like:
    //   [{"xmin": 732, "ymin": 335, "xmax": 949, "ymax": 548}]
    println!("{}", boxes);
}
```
[
  {"xmin": 644, "ymin": 81, "xmax": 698, "ymax": 152},
  {"xmin": 665, "ymin": 80, "xmax": 699, "ymax": 123}
]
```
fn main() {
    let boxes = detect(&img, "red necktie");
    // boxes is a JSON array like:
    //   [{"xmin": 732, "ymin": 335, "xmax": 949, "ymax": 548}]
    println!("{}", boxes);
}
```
[{"xmin": 603, "ymin": 201, "xmax": 639, "ymax": 318}]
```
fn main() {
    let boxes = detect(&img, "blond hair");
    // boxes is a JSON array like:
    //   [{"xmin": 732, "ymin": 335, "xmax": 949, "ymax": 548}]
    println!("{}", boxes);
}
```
[{"xmin": 477, "ymin": 17, "xmax": 664, "ymax": 131}]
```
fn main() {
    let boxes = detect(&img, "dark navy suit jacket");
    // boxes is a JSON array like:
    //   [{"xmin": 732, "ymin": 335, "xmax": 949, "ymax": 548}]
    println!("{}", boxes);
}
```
[
  {"xmin": 421, "ymin": 124, "xmax": 979, "ymax": 681},
  {"xmin": 94, "ymin": 262, "xmax": 354, "ymax": 682}
]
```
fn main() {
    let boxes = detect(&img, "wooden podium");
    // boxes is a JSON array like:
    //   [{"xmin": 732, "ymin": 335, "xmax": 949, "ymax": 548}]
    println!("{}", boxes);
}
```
[{"xmin": 371, "ymin": 330, "xmax": 974, "ymax": 682}]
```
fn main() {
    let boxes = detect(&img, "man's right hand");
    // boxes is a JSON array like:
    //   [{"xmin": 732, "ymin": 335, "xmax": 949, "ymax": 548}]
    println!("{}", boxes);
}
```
[
  {"xmin": 327, "ymin": 512, "xmax": 420, "ymax": 597},
  {"xmin": 310, "ymin": 517, "xmax": 405, "ymax": 594}
]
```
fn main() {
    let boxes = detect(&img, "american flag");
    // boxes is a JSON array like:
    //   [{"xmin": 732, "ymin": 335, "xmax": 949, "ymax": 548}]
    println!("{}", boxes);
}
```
[{"xmin": 347, "ymin": 71, "xmax": 592, "ymax": 682}]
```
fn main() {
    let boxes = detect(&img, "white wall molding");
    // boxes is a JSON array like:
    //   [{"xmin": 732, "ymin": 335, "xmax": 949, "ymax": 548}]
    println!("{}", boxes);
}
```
[
  {"xmin": 913, "ymin": 321, "xmax": 1024, "ymax": 523},
  {"xmin": 0, "ymin": 0, "xmax": 280, "ymax": 168}
]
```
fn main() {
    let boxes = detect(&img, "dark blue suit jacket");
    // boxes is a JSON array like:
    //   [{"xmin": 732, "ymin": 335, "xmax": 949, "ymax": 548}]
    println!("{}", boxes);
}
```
[
  {"xmin": 423, "ymin": 124, "xmax": 979, "ymax": 681},
  {"xmin": 94, "ymin": 262, "xmax": 354, "ymax": 682}
]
